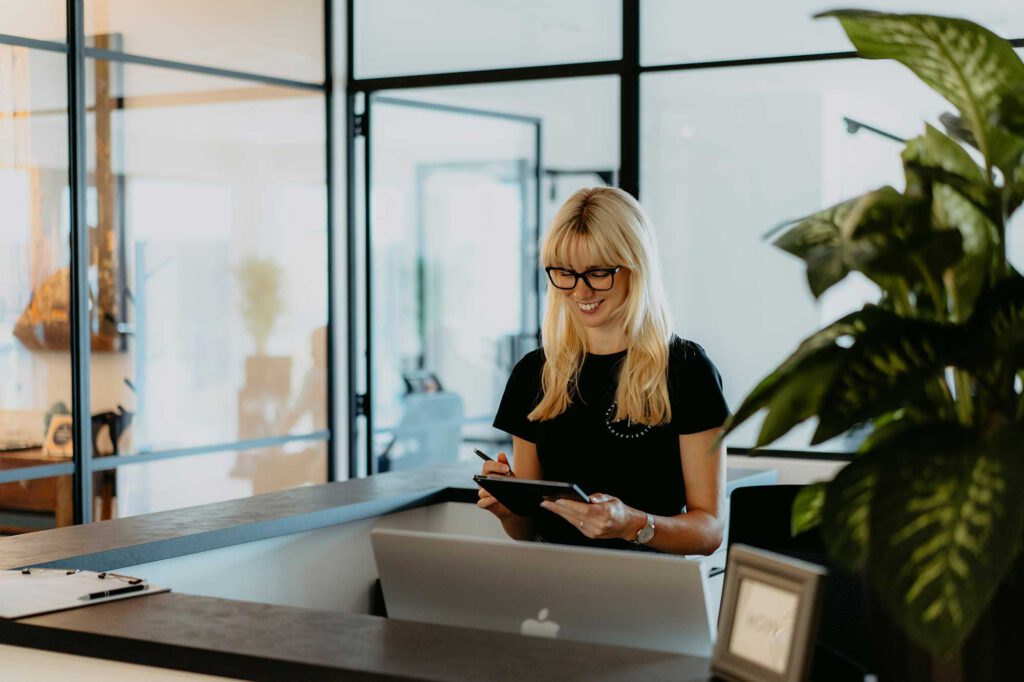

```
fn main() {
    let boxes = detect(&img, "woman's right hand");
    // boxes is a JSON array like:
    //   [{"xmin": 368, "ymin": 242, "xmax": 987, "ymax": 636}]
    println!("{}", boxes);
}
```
[{"xmin": 477, "ymin": 451, "xmax": 515, "ymax": 520}]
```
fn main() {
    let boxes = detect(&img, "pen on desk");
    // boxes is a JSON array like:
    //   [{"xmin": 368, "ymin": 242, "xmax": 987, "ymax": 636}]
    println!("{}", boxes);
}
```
[
  {"xmin": 81, "ymin": 584, "xmax": 147, "ymax": 601},
  {"xmin": 473, "ymin": 448, "xmax": 514, "ymax": 476}
]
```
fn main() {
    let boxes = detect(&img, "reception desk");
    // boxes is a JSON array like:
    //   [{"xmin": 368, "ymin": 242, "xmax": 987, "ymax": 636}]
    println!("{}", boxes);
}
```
[{"xmin": 0, "ymin": 465, "xmax": 775, "ymax": 680}]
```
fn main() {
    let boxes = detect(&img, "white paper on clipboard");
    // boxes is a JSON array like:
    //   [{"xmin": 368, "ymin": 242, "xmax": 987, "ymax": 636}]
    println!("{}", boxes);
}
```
[{"xmin": 0, "ymin": 569, "xmax": 169, "ymax": 619}]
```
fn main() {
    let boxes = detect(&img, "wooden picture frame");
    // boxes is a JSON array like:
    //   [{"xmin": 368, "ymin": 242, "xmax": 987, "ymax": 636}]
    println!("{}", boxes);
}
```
[{"xmin": 711, "ymin": 544, "xmax": 826, "ymax": 682}]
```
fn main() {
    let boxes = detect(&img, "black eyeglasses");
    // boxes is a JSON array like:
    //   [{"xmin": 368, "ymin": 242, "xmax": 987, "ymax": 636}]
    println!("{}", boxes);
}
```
[{"xmin": 544, "ymin": 266, "xmax": 622, "ymax": 291}]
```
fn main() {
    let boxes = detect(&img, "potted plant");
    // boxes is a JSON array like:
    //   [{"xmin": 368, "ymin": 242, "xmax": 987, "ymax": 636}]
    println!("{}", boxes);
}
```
[
  {"xmin": 234, "ymin": 257, "xmax": 291, "ymax": 443},
  {"xmin": 722, "ymin": 10, "xmax": 1024, "ymax": 679}
]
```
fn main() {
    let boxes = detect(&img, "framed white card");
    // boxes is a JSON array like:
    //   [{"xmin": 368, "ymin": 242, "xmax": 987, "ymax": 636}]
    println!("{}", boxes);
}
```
[{"xmin": 712, "ymin": 544, "xmax": 826, "ymax": 682}]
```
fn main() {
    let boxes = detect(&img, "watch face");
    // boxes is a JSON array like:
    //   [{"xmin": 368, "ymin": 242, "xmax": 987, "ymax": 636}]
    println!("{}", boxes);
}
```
[{"xmin": 637, "ymin": 525, "xmax": 655, "ymax": 544}]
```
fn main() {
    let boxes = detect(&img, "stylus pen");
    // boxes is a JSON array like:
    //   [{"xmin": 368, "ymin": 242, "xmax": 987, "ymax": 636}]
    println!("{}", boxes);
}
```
[
  {"xmin": 81, "ymin": 584, "xmax": 147, "ymax": 601},
  {"xmin": 473, "ymin": 448, "xmax": 514, "ymax": 476}
]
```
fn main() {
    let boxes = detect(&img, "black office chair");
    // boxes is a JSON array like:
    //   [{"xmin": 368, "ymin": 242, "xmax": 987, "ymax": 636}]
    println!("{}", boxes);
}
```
[{"xmin": 728, "ymin": 485, "xmax": 873, "ymax": 682}]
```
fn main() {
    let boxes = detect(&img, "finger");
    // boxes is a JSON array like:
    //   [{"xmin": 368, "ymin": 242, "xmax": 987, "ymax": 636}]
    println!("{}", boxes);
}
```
[
  {"xmin": 482, "ymin": 460, "xmax": 511, "ymax": 476},
  {"xmin": 553, "ymin": 499, "xmax": 592, "ymax": 514},
  {"xmin": 496, "ymin": 452, "xmax": 514, "ymax": 476},
  {"xmin": 540, "ymin": 500, "xmax": 575, "ymax": 521},
  {"xmin": 588, "ymin": 493, "xmax": 613, "ymax": 504},
  {"xmin": 477, "ymin": 497, "xmax": 495, "ymax": 509}
]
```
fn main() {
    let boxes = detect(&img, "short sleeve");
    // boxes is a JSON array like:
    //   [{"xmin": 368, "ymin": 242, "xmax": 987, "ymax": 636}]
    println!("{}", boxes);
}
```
[
  {"xmin": 669, "ymin": 339, "xmax": 730, "ymax": 435},
  {"xmin": 493, "ymin": 350, "xmax": 544, "ymax": 443}
]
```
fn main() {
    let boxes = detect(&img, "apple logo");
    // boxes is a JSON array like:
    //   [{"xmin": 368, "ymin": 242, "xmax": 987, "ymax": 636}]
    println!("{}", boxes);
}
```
[{"xmin": 520, "ymin": 608, "xmax": 561, "ymax": 639}]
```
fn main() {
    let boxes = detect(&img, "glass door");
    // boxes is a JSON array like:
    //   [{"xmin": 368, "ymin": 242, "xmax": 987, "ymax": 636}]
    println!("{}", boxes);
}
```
[{"xmin": 355, "ymin": 95, "xmax": 540, "ymax": 475}]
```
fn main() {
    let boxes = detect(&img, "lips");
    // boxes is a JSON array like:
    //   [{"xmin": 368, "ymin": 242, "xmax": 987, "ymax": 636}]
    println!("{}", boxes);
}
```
[{"xmin": 577, "ymin": 299, "xmax": 604, "ymax": 314}]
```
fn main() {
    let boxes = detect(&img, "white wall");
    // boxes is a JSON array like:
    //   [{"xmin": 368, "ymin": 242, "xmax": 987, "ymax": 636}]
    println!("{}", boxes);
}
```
[{"xmin": 115, "ymin": 502, "xmax": 510, "ymax": 614}]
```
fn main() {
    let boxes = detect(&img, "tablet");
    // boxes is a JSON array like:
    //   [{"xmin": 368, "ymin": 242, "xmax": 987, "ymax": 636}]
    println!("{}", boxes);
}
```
[{"xmin": 473, "ymin": 475, "xmax": 590, "ymax": 517}]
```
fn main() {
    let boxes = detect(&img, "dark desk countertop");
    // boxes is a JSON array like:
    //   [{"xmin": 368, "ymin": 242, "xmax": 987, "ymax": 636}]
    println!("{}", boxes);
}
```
[{"xmin": 0, "ymin": 464, "xmax": 774, "ymax": 680}]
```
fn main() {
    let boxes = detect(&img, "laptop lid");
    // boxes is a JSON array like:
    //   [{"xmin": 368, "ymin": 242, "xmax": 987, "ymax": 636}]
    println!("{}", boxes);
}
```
[{"xmin": 370, "ymin": 528, "xmax": 715, "ymax": 656}]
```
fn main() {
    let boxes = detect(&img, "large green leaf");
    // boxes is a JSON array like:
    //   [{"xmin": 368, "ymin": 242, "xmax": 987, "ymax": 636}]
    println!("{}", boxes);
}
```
[
  {"xmin": 773, "ymin": 196, "xmax": 860, "ymax": 297},
  {"xmin": 774, "ymin": 187, "xmax": 949, "ymax": 298},
  {"xmin": 724, "ymin": 306, "xmax": 966, "ymax": 447},
  {"xmin": 821, "ymin": 11, "xmax": 1024, "ymax": 173},
  {"xmin": 968, "ymin": 274, "xmax": 1024, "ymax": 372},
  {"xmin": 901, "ymin": 126, "xmax": 1000, "ymax": 318},
  {"xmin": 821, "ymin": 453, "xmax": 877, "ymax": 569},
  {"xmin": 868, "ymin": 424, "xmax": 1024, "ymax": 653},
  {"xmin": 723, "ymin": 308, "xmax": 885, "ymax": 444},
  {"xmin": 812, "ymin": 314, "xmax": 965, "ymax": 443},
  {"xmin": 937, "ymin": 111, "xmax": 1024, "ymax": 177},
  {"xmin": 791, "ymin": 481, "xmax": 825, "ymax": 536}
]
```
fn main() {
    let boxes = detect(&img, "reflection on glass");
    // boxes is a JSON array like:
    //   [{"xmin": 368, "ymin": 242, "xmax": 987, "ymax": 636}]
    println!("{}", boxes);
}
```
[
  {"xmin": 641, "ymin": 0, "xmax": 1024, "ymax": 66},
  {"xmin": 369, "ymin": 98, "xmax": 539, "ymax": 472},
  {"xmin": 84, "ymin": 60, "xmax": 327, "ymax": 456},
  {"xmin": 0, "ymin": 2, "xmax": 66, "ymax": 43},
  {"xmin": 356, "ymin": 0, "xmax": 621, "ymax": 78},
  {"xmin": 0, "ymin": 46, "xmax": 71, "ymax": 534},
  {"xmin": 641, "ymin": 60, "xmax": 951, "ymax": 450},
  {"xmin": 113, "ymin": 441, "xmax": 327, "ymax": 517},
  {"xmin": 0, "ymin": 474, "xmax": 73, "ymax": 534},
  {"xmin": 84, "ymin": 0, "xmax": 324, "ymax": 82}
]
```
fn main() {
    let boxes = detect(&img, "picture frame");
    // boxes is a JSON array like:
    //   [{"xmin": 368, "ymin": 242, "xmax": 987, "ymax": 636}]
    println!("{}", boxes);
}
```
[{"xmin": 711, "ymin": 544, "xmax": 826, "ymax": 682}]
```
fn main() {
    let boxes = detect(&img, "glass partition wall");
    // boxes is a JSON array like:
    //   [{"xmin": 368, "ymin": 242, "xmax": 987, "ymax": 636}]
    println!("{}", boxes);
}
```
[
  {"xmin": 347, "ymin": 1, "xmax": 1024, "ymax": 474},
  {"xmin": 0, "ymin": 1, "xmax": 333, "ymax": 532}
]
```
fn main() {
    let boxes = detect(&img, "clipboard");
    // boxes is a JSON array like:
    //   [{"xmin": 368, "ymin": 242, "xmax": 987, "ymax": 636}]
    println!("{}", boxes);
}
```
[{"xmin": 0, "ymin": 568, "xmax": 169, "ymax": 619}]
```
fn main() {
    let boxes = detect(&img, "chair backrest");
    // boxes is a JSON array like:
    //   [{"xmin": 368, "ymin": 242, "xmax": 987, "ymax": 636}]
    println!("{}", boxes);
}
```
[
  {"xmin": 384, "ymin": 392, "xmax": 464, "ymax": 472},
  {"xmin": 728, "ymin": 484, "xmax": 872, "ymax": 681}
]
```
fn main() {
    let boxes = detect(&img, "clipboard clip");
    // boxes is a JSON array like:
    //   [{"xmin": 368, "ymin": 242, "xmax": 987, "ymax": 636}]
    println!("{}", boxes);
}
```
[
  {"xmin": 97, "ymin": 571, "xmax": 144, "ymax": 585},
  {"xmin": 18, "ymin": 568, "xmax": 140, "ymax": 584}
]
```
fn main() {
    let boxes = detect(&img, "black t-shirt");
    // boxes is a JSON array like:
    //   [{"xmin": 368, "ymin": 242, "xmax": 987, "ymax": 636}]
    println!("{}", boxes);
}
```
[{"xmin": 492, "ymin": 337, "xmax": 730, "ymax": 551}]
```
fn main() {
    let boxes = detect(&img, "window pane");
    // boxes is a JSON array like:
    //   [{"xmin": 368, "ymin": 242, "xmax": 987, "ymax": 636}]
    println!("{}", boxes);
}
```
[
  {"xmin": 641, "ymin": 60, "xmax": 951, "ymax": 451},
  {"xmin": 366, "ymin": 79, "xmax": 618, "ymax": 472},
  {"xmin": 0, "ymin": 474, "xmax": 73, "ymax": 533},
  {"xmin": 0, "ymin": 1, "xmax": 65, "ymax": 42},
  {"xmin": 396, "ymin": 77, "xmax": 620, "ymax": 224},
  {"xmin": 642, "ymin": 0, "xmax": 1024, "ymax": 65},
  {"xmin": 356, "ymin": 0, "xmax": 621, "ymax": 78},
  {"xmin": 112, "ymin": 441, "xmax": 327, "ymax": 517},
  {"xmin": 85, "ymin": 60, "xmax": 327, "ymax": 456},
  {"xmin": 84, "ymin": 0, "xmax": 324, "ymax": 82},
  {"xmin": 0, "ymin": 46, "xmax": 71, "ymax": 533}
]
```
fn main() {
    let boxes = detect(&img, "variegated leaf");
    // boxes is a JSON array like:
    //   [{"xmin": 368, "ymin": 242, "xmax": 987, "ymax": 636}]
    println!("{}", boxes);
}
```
[
  {"xmin": 812, "ymin": 315, "xmax": 965, "ymax": 443},
  {"xmin": 821, "ymin": 11, "xmax": 1024, "ymax": 173},
  {"xmin": 869, "ymin": 426, "xmax": 1024, "ymax": 653},
  {"xmin": 791, "ymin": 482, "xmax": 826, "ymax": 536}
]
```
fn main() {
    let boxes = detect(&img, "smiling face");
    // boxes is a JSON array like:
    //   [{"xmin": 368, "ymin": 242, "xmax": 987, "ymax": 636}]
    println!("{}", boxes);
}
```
[{"xmin": 551, "ymin": 241, "xmax": 630, "ymax": 334}]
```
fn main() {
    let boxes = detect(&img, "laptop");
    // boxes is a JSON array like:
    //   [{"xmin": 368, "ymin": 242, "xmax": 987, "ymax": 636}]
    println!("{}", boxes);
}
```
[{"xmin": 370, "ymin": 528, "xmax": 716, "ymax": 656}]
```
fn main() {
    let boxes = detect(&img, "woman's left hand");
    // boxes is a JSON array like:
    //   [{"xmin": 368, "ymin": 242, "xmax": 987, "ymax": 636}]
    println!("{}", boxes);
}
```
[{"xmin": 540, "ymin": 493, "xmax": 641, "ymax": 541}]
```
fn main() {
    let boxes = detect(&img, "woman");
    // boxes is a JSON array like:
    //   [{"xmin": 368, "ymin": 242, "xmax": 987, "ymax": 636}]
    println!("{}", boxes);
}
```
[{"xmin": 478, "ymin": 187, "xmax": 729, "ymax": 555}]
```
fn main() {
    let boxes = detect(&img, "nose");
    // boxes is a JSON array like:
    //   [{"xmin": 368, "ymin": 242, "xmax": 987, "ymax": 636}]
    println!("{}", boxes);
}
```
[{"xmin": 571, "ymin": 279, "xmax": 596, "ymax": 296}]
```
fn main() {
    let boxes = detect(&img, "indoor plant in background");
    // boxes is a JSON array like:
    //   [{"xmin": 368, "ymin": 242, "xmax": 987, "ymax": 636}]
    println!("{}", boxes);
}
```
[
  {"xmin": 234, "ymin": 257, "xmax": 291, "ymax": 445},
  {"xmin": 721, "ymin": 10, "xmax": 1024, "ymax": 680}
]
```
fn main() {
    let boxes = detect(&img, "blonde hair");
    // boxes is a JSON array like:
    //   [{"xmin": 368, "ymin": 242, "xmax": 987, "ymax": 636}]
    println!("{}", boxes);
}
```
[{"xmin": 528, "ymin": 187, "xmax": 674, "ymax": 425}]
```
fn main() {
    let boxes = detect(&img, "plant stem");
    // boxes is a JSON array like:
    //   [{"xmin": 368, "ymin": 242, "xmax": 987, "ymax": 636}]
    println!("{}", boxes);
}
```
[
  {"xmin": 953, "ymin": 369, "xmax": 975, "ymax": 426},
  {"xmin": 913, "ymin": 255, "xmax": 947, "ymax": 321}
]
